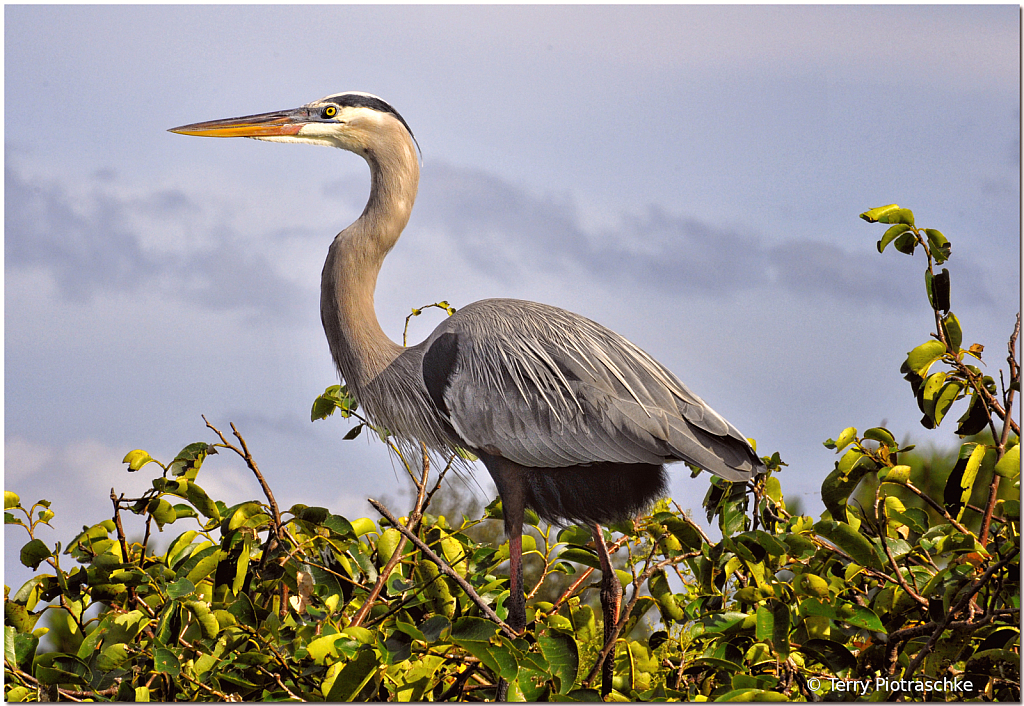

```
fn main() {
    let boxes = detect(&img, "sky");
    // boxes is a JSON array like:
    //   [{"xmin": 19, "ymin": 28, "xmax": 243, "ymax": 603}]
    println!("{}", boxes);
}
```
[{"xmin": 5, "ymin": 5, "xmax": 1020, "ymax": 591}]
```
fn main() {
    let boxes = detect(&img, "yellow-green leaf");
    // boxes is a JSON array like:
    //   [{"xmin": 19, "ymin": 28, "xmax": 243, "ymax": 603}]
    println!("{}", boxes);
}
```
[
  {"xmin": 860, "ymin": 204, "xmax": 900, "ymax": 222},
  {"xmin": 995, "ymin": 444, "xmax": 1020, "ymax": 479},
  {"xmin": 123, "ymin": 449, "xmax": 156, "ymax": 472},
  {"xmin": 907, "ymin": 340, "xmax": 947, "ymax": 377}
]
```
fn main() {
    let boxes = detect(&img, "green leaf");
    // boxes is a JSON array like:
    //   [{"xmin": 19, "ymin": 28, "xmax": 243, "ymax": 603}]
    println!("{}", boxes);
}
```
[
  {"xmin": 4, "ymin": 625, "xmax": 17, "ymax": 666},
  {"xmin": 123, "ymin": 449, "xmax": 157, "ymax": 472},
  {"xmin": 715, "ymin": 689, "xmax": 789, "ymax": 702},
  {"xmin": 755, "ymin": 599, "xmax": 790, "ymax": 658},
  {"xmin": 4, "ymin": 601, "xmax": 40, "ymax": 634},
  {"xmin": 185, "ymin": 549, "xmax": 225, "ymax": 585},
  {"xmin": 942, "ymin": 312, "xmax": 963, "ymax": 351},
  {"xmin": 943, "ymin": 443, "xmax": 988, "ymax": 521},
  {"xmin": 343, "ymin": 423, "xmax": 365, "ymax": 440},
  {"xmin": 311, "ymin": 394, "xmax": 338, "ymax": 421},
  {"xmin": 538, "ymin": 630, "xmax": 579, "ymax": 695},
  {"xmin": 324, "ymin": 647, "xmax": 381, "ymax": 700},
  {"xmin": 182, "ymin": 600, "xmax": 219, "ymax": 640},
  {"xmin": 169, "ymin": 442, "xmax": 213, "ymax": 477},
  {"xmin": 995, "ymin": 444, "xmax": 1020, "ymax": 479},
  {"xmin": 5, "ymin": 491, "xmax": 21, "ymax": 509},
  {"xmin": 104, "ymin": 609, "xmax": 153, "ymax": 644},
  {"xmin": 701, "ymin": 612, "xmax": 749, "ymax": 633},
  {"xmin": 558, "ymin": 546, "xmax": 601, "ymax": 570},
  {"xmin": 420, "ymin": 615, "xmax": 451, "ymax": 643},
  {"xmin": 166, "ymin": 577, "xmax": 195, "ymax": 599},
  {"xmin": 863, "ymin": 426, "xmax": 897, "ymax": 449},
  {"xmin": 148, "ymin": 498, "xmax": 177, "ymax": 529},
  {"xmin": 295, "ymin": 505, "xmax": 330, "ymax": 525},
  {"xmin": 324, "ymin": 513, "xmax": 357, "ymax": 539},
  {"xmin": 170, "ymin": 504, "xmax": 197, "ymax": 522},
  {"xmin": 814, "ymin": 520, "xmax": 880, "ymax": 569},
  {"xmin": 798, "ymin": 638, "xmax": 857, "ymax": 672},
  {"xmin": 649, "ymin": 570, "xmax": 685, "ymax": 622},
  {"xmin": 893, "ymin": 230, "xmax": 918, "ymax": 254},
  {"xmin": 183, "ymin": 482, "xmax": 221, "ymax": 522},
  {"xmin": 925, "ymin": 268, "xmax": 951, "ymax": 312},
  {"xmin": 834, "ymin": 426, "xmax": 858, "ymax": 451},
  {"xmin": 860, "ymin": 204, "xmax": 901, "ymax": 223},
  {"xmin": 153, "ymin": 647, "xmax": 181, "ymax": 675},
  {"xmin": 836, "ymin": 603, "xmax": 884, "ymax": 631},
  {"xmin": 457, "ymin": 635, "xmax": 519, "ymax": 682},
  {"xmin": 932, "ymin": 380, "xmax": 964, "ymax": 427},
  {"xmin": 391, "ymin": 654, "xmax": 446, "ymax": 702},
  {"xmin": 451, "ymin": 616, "xmax": 500, "ymax": 642},
  {"xmin": 350, "ymin": 517, "xmax": 376, "ymax": 536},
  {"xmin": 19, "ymin": 539, "xmax": 51, "ymax": 569},
  {"xmin": 227, "ymin": 502, "xmax": 267, "ymax": 531},
  {"xmin": 33, "ymin": 653, "xmax": 91, "ymax": 686},
  {"xmin": 228, "ymin": 592, "xmax": 258, "ymax": 629},
  {"xmin": 906, "ymin": 340, "xmax": 947, "ymax": 377},
  {"xmin": 652, "ymin": 513, "xmax": 705, "ymax": 551},
  {"xmin": 956, "ymin": 392, "xmax": 991, "ymax": 436},
  {"xmin": 877, "ymin": 223, "xmax": 911, "ymax": 253},
  {"xmin": 312, "ymin": 384, "xmax": 359, "ymax": 422},
  {"xmin": 925, "ymin": 228, "xmax": 951, "ymax": 264},
  {"xmin": 11, "ymin": 631, "xmax": 38, "ymax": 671},
  {"xmin": 820, "ymin": 452, "xmax": 876, "ymax": 519},
  {"xmin": 921, "ymin": 372, "xmax": 948, "ymax": 423}
]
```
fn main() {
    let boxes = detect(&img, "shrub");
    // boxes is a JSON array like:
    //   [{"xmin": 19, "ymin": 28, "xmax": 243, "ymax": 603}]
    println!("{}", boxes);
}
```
[{"xmin": 5, "ymin": 205, "xmax": 1019, "ymax": 701}]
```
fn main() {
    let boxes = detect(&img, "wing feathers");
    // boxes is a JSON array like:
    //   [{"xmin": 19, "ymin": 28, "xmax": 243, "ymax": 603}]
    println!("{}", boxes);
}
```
[{"xmin": 426, "ymin": 299, "xmax": 763, "ymax": 480}]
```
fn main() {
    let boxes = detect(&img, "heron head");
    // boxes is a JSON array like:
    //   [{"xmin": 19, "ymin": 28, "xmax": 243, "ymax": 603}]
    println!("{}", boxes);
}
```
[{"xmin": 169, "ymin": 91, "xmax": 418, "ymax": 158}]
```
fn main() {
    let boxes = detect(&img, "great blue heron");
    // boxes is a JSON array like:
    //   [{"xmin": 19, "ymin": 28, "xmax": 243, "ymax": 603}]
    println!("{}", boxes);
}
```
[{"xmin": 170, "ymin": 92, "xmax": 764, "ymax": 686}]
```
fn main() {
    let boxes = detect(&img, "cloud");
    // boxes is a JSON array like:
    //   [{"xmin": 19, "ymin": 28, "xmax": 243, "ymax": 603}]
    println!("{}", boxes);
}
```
[
  {"xmin": 9, "ymin": 154, "xmax": 1000, "ymax": 340},
  {"xmin": 6, "ymin": 435, "xmax": 255, "ymax": 518},
  {"xmin": 4, "ymin": 162, "xmax": 307, "ymax": 320},
  {"xmin": 411, "ymin": 162, "xmax": 996, "ymax": 308}
]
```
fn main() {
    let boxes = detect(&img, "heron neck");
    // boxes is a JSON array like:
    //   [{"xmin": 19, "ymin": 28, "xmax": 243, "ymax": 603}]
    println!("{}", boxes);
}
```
[{"xmin": 321, "ymin": 135, "xmax": 420, "ymax": 393}]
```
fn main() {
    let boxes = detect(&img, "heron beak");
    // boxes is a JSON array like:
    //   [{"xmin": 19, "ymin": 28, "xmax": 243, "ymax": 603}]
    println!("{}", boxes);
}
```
[{"xmin": 168, "ymin": 108, "xmax": 308, "ymax": 138}]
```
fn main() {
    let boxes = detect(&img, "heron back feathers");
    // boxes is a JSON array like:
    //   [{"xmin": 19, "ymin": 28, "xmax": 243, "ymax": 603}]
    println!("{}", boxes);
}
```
[{"xmin": 420, "ymin": 299, "xmax": 763, "ymax": 482}]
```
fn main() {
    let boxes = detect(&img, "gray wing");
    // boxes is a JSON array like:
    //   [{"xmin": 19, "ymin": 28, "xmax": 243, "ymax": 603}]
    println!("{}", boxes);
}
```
[{"xmin": 421, "ymin": 299, "xmax": 762, "ymax": 481}]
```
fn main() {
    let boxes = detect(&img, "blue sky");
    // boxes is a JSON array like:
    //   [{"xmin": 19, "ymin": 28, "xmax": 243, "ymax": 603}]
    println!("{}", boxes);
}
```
[{"xmin": 5, "ymin": 5, "xmax": 1020, "ymax": 588}]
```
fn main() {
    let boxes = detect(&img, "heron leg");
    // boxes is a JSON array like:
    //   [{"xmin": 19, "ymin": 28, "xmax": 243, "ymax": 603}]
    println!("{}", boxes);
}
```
[
  {"xmin": 481, "ymin": 454, "xmax": 528, "ymax": 635},
  {"xmin": 481, "ymin": 455, "xmax": 527, "ymax": 702},
  {"xmin": 503, "ymin": 490, "xmax": 527, "ymax": 636},
  {"xmin": 593, "ymin": 522, "xmax": 621, "ymax": 697}
]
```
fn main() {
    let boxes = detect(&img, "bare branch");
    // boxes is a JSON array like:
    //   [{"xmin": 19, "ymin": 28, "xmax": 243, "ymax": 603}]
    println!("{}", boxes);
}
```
[
  {"xmin": 369, "ymin": 498, "xmax": 516, "ymax": 638},
  {"xmin": 351, "ymin": 447, "xmax": 432, "ymax": 627}
]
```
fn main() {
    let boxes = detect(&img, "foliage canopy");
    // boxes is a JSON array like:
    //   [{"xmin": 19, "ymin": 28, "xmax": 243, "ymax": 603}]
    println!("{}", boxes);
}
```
[{"xmin": 5, "ymin": 206, "xmax": 1020, "ymax": 701}]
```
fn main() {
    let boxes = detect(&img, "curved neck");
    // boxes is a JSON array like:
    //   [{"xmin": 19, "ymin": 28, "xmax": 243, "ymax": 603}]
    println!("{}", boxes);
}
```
[{"xmin": 321, "ymin": 127, "xmax": 420, "ymax": 393}]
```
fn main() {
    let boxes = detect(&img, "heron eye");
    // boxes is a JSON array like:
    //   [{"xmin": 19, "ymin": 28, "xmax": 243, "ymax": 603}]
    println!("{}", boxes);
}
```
[{"xmin": 322, "ymin": 105, "xmax": 338, "ymax": 119}]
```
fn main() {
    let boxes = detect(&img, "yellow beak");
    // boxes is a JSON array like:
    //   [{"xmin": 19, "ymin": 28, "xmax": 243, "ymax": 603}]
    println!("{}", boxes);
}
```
[{"xmin": 169, "ymin": 108, "xmax": 307, "ymax": 138}]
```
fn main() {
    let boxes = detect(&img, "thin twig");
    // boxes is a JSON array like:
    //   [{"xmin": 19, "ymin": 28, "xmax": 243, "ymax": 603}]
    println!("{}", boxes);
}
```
[
  {"xmin": 875, "ymin": 492, "xmax": 929, "ymax": 608},
  {"xmin": 901, "ymin": 549, "xmax": 1019, "ymax": 682},
  {"xmin": 369, "ymin": 498, "xmax": 516, "ymax": 638},
  {"xmin": 980, "ymin": 314, "xmax": 1020, "ymax": 545},
  {"xmin": 901, "ymin": 481, "xmax": 973, "ymax": 535},
  {"xmin": 671, "ymin": 499, "xmax": 713, "ymax": 545},
  {"xmin": 548, "ymin": 534, "xmax": 629, "ymax": 613},
  {"xmin": 351, "ymin": 447, "xmax": 432, "ymax": 626},
  {"xmin": 582, "ymin": 550, "xmax": 699, "ymax": 689},
  {"xmin": 110, "ymin": 489, "xmax": 132, "ymax": 565},
  {"xmin": 179, "ymin": 670, "xmax": 241, "ymax": 701},
  {"xmin": 204, "ymin": 416, "xmax": 283, "ymax": 535},
  {"xmin": 256, "ymin": 664, "xmax": 303, "ymax": 701}
]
